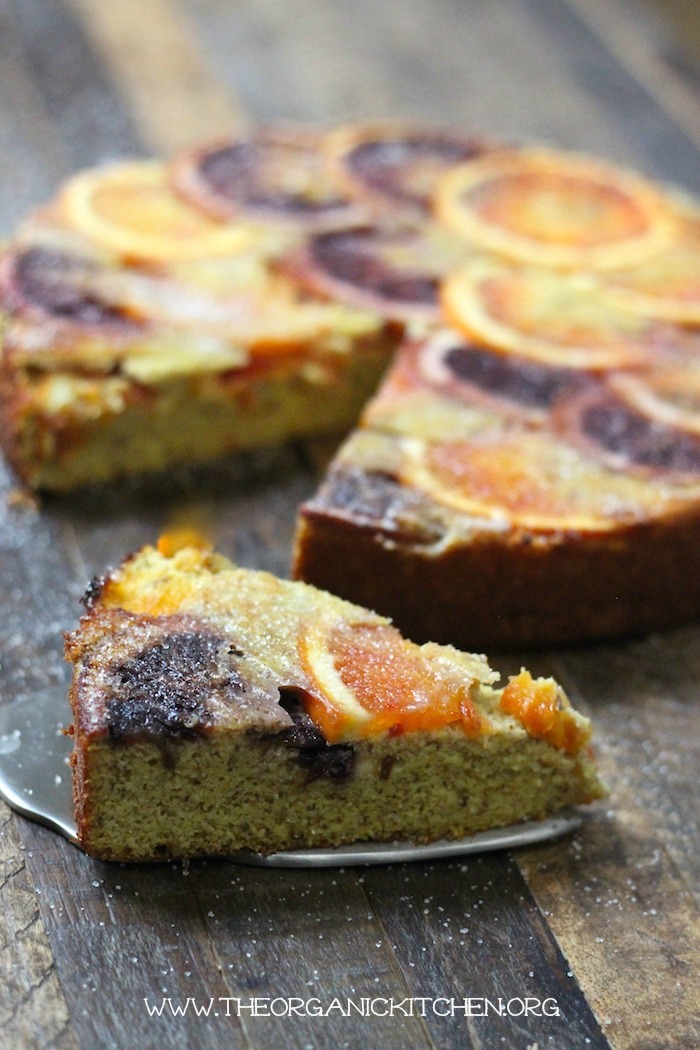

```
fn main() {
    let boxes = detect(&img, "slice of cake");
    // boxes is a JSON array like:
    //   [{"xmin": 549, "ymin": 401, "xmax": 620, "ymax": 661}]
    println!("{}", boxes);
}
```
[
  {"xmin": 0, "ymin": 156, "xmax": 394, "ymax": 492},
  {"xmin": 65, "ymin": 542, "xmax": 605, "ymax": 862}
]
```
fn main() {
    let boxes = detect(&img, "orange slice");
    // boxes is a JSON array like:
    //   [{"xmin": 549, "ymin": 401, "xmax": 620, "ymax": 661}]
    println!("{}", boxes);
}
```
[
  {"xmin": 499, "ymin": 671, "xmax": 589, "ymax": 755},
  {"xmin": 601, "ymin": 202, "xmax": 700, "ymax": 323},
  {"xmin": 299, "ymin": 620, "xmax": 483, "ymax": 743},
  {"xmin": 442, "ymin": 259, "xmax": 669, "ymax": 370},
  {"xmin": 59, "ymin": 161, "xmax": 255, "ymax": 263},
  {"xmin": 404, "ymin": 434, "xmax": 650, "ymax": 533},
  {"xmin": 435, "ymin": 148, "xmax": 674, "ymax": 270}
]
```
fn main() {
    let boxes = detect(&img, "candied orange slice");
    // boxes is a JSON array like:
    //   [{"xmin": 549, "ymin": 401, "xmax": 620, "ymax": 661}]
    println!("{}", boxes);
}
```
[
  {"xmin": 404, "ymin": 433, "xmax": 647, "ymax": 533},
  {"xmin": 499, "ymin": 671, "xmax": 589, "ymax": 755},
  {"xmin": 298, "ymin": 620, "xmax": 483, "ymax": 743},
  {"xmin": 436, "ymin": 148, "xmax": 673, "ymax": 270},
  {"xmin": 442, "ymin": 259, "xmax": 670, "ymax": 369},
  {"xmin": 60, "ymin": 161, "xmax": 255, "ymax": 262},
  {"xmin": 601, "ymin": 203, "xmax": 700, "ymax": 323},
  {"xmin": 172, "ymin": 128, "xmax": 364, "ymax": 229},
  {"xmin": 327, "ymin": 122, "xmax": 490, "ymax": 212}
]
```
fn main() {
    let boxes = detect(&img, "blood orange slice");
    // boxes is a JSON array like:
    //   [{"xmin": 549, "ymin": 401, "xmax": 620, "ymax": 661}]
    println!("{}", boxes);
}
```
[
  {"xmin": 327, "ymin": 122, "xmax": 490, "ymax": 212},
  {"xmin": 288, "ymin": 222, "xmax": 469, "ymax": 321},
  {"xmin": 601, "ymin": 202, "xmax": 700, "ymax": 323},
  {"xmin": 436, "ymin": 148, "xmax": 673, "ymax": 270},
  {"xmin": 299, "ymin": 619, "xmax": 486, "ymax": 743},
  {"xmin": 442, "ymin": 259, "xmax": 682, "ymax": 370},
  {"xmin": 1, "ymin": 244, "xmax": 142, "ymax": 330},
  {"xmin": 172, "ymin": 128, "xmax": 364, "ymax": 230},
  {"xmin": 554, "ymin": 382, "xmax": 700, "ymax": 478},
  {"xmin": 415, "ymin": 330, "xmax": 577, "ymax": 420},
  {"xmin": 607, "ymin": 367, "xmax": 700, "ymax": 436},
  {"xmin": 403, "ymin": 432, "xmax": 658, "ymax": 533}
]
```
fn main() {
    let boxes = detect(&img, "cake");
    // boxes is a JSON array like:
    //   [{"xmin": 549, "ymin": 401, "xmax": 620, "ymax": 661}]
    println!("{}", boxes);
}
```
[
  {"xmin": 3, "ymin": 124, "xmax": 700, "ymax": 647},
  {"xmin": 292, "ymin": 324, "xmax": 700, "ymax": 649},
  {"xmin": 292, "ymin": 146, "xmax": 700, "ymax": 648},
  {"xmin": 64, "ymin": 542, "xmax": 605, "ymax": 861}
]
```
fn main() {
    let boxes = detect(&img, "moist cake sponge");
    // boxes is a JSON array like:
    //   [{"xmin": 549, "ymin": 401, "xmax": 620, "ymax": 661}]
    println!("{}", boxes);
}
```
[{"xmin": 65, "ymin": 543, "xmax": 605, "ymax": 862}]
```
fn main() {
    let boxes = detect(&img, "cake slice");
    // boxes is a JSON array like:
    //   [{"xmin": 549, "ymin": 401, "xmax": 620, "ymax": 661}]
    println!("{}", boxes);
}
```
[
  {"xmin": 65, "ymin": 542, "xmax": 605, "ymax": 862},
  {"xmin": 0, "ymin": 158, "xmax": 394, "ymax": 492}
]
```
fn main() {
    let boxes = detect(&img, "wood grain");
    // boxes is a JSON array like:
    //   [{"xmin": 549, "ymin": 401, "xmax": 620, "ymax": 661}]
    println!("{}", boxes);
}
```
[
  {"xmin": 0, "ymin": 2, "xmax": 71, "ymax": 227},
  {"xmin": 0, "ymin": 0, "xmax": 699, "ymax": 1047},
  {"xmin": 65, "ymin": 0, "xmax": 244, "ymax": 157},
  {"xmin": 0, "ymin": 808, "xmax": 76, "ymax": 1050},
  {"xmin": 495, "ymin": 639, "xmax": 700, "ymax": 1049},
  {"xmin": 518, "ymin": 805, "xmax": 700, "ymax": 1049},
  {"xmin": 7, "ymin": 0, "xmax": 143, "ymax": 169},
  {"xmin": 16, "ymin": 821, "xmax": 253, "ymax": 1050},
  {"xmin": 564, "ymin": 0, "xmax": 700, "ymax": 150},
  {"xmin": 363, "ymin": 854, "xmax": 610, "ymax": 1048},
  {"xmin": 180, "ymin": 863, "xmax": 434, "ymax": 1050}
]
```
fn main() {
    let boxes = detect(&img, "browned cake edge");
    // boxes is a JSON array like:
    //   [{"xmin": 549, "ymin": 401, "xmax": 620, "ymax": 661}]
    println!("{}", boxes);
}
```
[{"xmin": 293, "ymin": 503, "xmax": 700, "ymax": 649}]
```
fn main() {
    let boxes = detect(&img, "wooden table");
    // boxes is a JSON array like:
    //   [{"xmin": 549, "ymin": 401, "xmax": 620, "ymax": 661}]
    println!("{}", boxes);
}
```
[{"xmin": 1, "ymin": 1, "xmax": 699, "ymax": 1046}]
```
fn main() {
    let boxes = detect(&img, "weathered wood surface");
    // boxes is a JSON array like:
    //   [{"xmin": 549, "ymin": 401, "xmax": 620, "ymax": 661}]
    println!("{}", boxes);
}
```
[{"xmin": 0, "ymin": 0, "xmax": 699, "ymax": 1046}]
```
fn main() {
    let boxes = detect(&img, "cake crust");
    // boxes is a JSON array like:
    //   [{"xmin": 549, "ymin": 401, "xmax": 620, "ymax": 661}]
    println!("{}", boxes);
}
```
[{"xmin": 294, "ymin": 496, "xmax": 700, "ymax": 649}]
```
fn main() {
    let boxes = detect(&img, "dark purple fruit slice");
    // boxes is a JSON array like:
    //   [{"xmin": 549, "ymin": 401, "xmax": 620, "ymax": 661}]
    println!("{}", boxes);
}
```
[
  {"xmin": 171, "ymin": 128, "xmax": 365, "ymax": 230},
  {"xmin": 287, "ymin": 224, "xmax": 467, "ymax": 321},
  {"xmin": 417, "ymin": 332, "xmax": 578, "ymax": 418},
  {"xmin": 554, "ymin": 384, "xmax": 700, "ymax": 476},
  {"xmin": 329, "ymin": 125, "xmax": 490, "ymax": 211},
  {"xmin": 3, "ymin": 247, "xmax": 139, "ymax": 329}
]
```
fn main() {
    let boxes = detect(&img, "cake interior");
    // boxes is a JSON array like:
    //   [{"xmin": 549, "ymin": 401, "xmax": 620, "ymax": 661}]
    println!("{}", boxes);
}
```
[{"xmin": 74, "ymin": 722, "xmax": 602, "ymax": 862}]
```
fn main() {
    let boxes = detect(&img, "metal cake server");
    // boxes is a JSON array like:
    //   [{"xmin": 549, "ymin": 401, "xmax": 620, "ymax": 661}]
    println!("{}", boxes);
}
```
[{"xmin": 0, "ymin": 686, "xmax": 581, "ymax": 866}]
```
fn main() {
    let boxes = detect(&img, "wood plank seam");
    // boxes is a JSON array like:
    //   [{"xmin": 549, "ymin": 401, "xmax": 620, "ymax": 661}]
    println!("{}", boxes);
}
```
[
  {"xmin": 63, "ymin": 0, "xmax": 245, "ymax": 156},
  {"xmin": 562, "ymin": 0, "xmax": 700, "ymax": 151},
  {"xmin": 360, "ymin": 892, "xmax": 440, "ymax": 1050}
]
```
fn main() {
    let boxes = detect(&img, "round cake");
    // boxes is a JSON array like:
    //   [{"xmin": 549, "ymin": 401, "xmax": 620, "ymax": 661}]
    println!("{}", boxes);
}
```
[{"xmin": 1, "ymin": 122, "xmax": 699, "ymax": 646}]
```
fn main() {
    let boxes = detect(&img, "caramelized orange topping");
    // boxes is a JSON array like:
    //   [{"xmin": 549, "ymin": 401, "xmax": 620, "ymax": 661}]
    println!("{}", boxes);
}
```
[
  {"xmin": 300, "ymin": 621, "xmax": 483, "ymax": 743},
  {"xmin": 499, "ymin": 670, "xmax": 589, "ymax": 754},
  {"xmin": 413, "ymin": 437, "xmax": 622, "ymax": 533},
  {"xmin": 157, "ymin": 528, "xmax": 212, "ymax": 558}
]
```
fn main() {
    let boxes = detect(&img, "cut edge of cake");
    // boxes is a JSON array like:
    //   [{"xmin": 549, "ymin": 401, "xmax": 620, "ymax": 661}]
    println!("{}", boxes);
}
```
[{"xmin": 65, "ymin": 543, "xmax": 606, "ymax": 862}]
